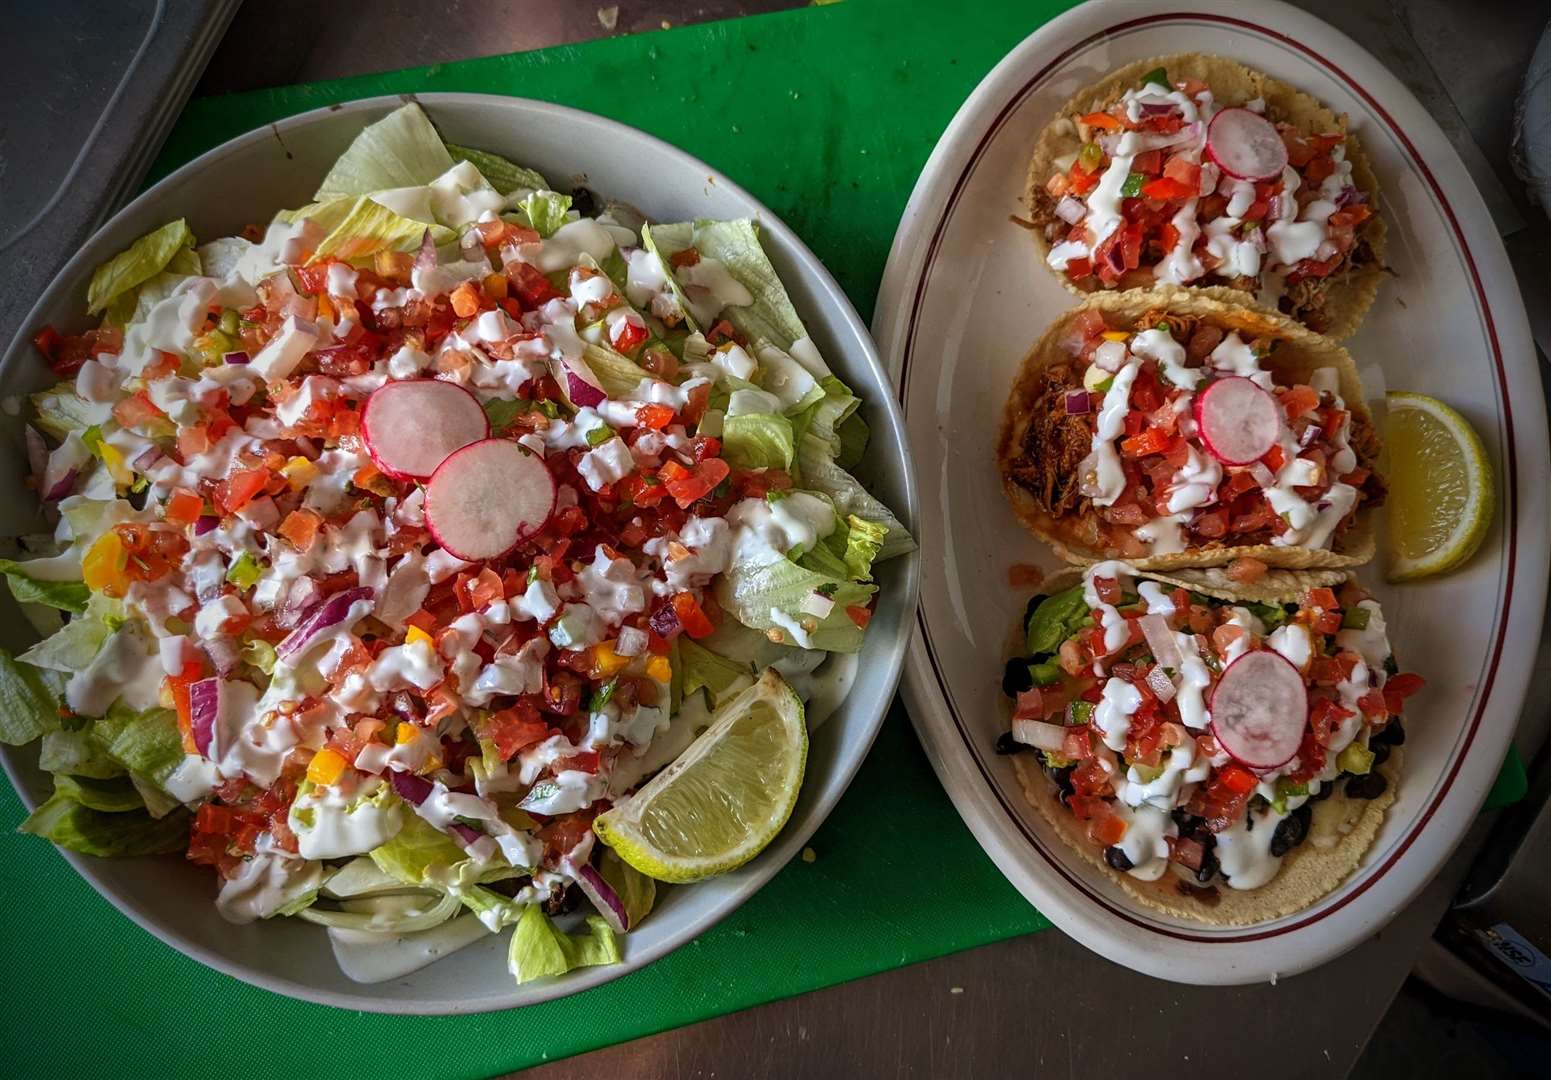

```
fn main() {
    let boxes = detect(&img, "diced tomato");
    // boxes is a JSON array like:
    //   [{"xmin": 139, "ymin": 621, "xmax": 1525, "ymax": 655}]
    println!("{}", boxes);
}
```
[
  {"xmin": 1162, "ymin": 155, "xmax": 1201, "ymax": 189},
  {"xmin": 1217, "ymin": 764, "xmax": 1257, "ymax": 795},
  {"xmin": 217, "ymin": 468, "xmax": 269, "ymax": 513},
  {"xmin": 1141, "ymin": 177, "xmax": 1194, "ymax": 201},
  {"xmin": 609, "ymin": 315, "xmax": 649, "ymax": 355},
  {"xmin": 845, "ymin": 605, "xmax": 872, "ymax": 629},
  {"xmin": 681, "ymin": 382, "xmax": 712, "ymax": 426},
  {"xmin": 1382, "ymin": 672, "xmax": 1425, "ymax": 716},
  {"xmin": 635, "ymin": 402, "xmax": 675, "ymax": 430},
  {"xmin": 1014, "ymin": 688, "xmax": 1045, "ymax": 721},
  {"xmin": 665, "ymin": 458, "xmax": 729, "ymax": 508},
  {"xmin": 1166, "ymin": 835, "xmax": 1205, "ymax": 871},
  {"xmin": 1157, "ymin": 223, "xmax": 1181, "ymax": 254},
  {"xmin": 1310, "ymin": 697, "xmax": 1354, "ymax": 747},
  {"xmin": 1262, "ymin": 444, "xmax": 1287, "ymax": 473},
  {"xmin": 1062, "ymin": 728, "xmax": 1094, "ymax": 761},
  {"xmin": 1193, "ymin": 507, "xmax": 1229, "ymax": 539},
  {"xmin": 164, "ymin": 488, "xmax": 204, "ymax": 527},
  {"xmin": 1131, "ymin": 150, "xmax": 1163, "ymax": 175},
  {"xmin": 671, "ymin": 592, "xmax": 715, "ymax": 639},
  {"xmin": 484, "ymin": 704, "xmax": 550, "ymax": 761},
  {"xmin": 1357, "ymin": 690, "xmax": 1389, "ymax": 722},
  {"xmin": 508, "ymin": 263, "xmax": 563, "ymax": 308},
  {"xmin": 112, "ymin": 389, "xmax": 166, "ymax": 430},
  {"xmin": 1065, "ymin": 257, "xmax": 1094, "ymax": 281},
  {"xmin": 1280, "ymin": 385, "xmax": 1320, "ymax": 419},
  {"xmin": 1225, "ymin": 557, "xmax": 1268, "ymax": 585},
  {"xmin": 1079, "ymin": 111, "xmax": 1124, "ymax": 131},
  {"xmin": 1070, "ymin": 758, "xmax": 1113, "ymax": 798},
  {"xmin": 1120, "ymin": 428, "xmax": 1174, "ymax": 458}
]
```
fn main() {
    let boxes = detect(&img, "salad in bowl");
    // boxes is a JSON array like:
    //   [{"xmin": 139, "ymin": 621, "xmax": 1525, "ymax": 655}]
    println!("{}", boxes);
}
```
[{"xmin": 2, "ymin": 104, "xmax": 912, "ymax": 986}]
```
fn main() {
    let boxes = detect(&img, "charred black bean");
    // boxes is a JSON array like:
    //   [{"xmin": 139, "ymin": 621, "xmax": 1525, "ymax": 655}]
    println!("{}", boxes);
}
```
[
  {"xmin": 1269, "ymin": 805, "xmax": 1313, "ymax": 857},
  {"xmin": 1370, "ymin": 741, "xmax": 1392, "ymax": 768},
  {"xmin": 1105, "ymin": 846, "xmax": 1134, "ymax": 871},
  {"xmin": 1002, "ymin": 658, "xmax": 1034, "ymax": 698},
  {"xmin": 1344, "ymin": 771, "xmax": 1389, "ymax": 799},
  {"xmin": 1195, "ymin": 847, "xmax": 1220, "ymax": 884},
  {"xmin": 1373, "ymin": 720, "xmax": 1405, "ymax": 746},
  {"xmin": 994, "ymin": 731, "xmax": 1033, "ymax": 756}
]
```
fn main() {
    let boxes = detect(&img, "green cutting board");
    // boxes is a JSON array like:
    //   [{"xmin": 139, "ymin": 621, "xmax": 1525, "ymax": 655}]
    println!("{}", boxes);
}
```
[{"xmin": 0, "ymin": 2, "xmax": 1076, "ymax": 1074}]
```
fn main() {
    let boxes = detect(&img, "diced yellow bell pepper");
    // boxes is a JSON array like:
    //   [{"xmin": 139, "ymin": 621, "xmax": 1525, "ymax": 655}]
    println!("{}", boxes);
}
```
[
  {"xmin": 280, "ymin": 456, "xmax": 318, "ymax": 491},
  {"xmin": 307, "ymin": 748, "xmax": 348, "ymax": 786},
  {"xmin": 395, "ymin": 722, "xmax": 420, "ymax": 745},
  {"xmin": 81, "ymin": 531, "xmax": 128, "ymax": 596},
  {"xmin": 591, "ymin": 640, "xmax": 631, "ymax": 678},
  {"xmin": 98, "ymin": 441, "xmax": 133, "ymax": 487},
  {"xmin": 645, "ymin": 654, "xmax": 672, "ymax": 684},
  {"xmin": 1100, "ymin": 330, "xmax": 1131, "ymax": 342},
  {"xmin": 404, "ymin": 625, "xmax": 434, "ymax": 648}
]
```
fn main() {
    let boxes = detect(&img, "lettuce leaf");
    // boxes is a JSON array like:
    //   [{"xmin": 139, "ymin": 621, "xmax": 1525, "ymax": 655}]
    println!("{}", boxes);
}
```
[
  {"xmin": 599, "ymin": 848, "xmax": 655, "ymax": 929},
  {"xmin": 581, "ymin": 343, "xmax": 654, "ymax": 401},
  {"xmin": 514, "ymin": 191, "xmax": 572, "ymax": 238},
  {"xmin": 0, "ymin": 647, "xmax": 66, "ymax": 746},
  {"xmin": 446, "ymin": 144, "xmax": 548, "ymax": 195},
  {"xmin": 677, "ymin": 637, "xmax": 751, "ymax": 706},
  {"xmin": 91, "ymin": 702, "xmax": 185, "ymax": 790},
  {"xmin": 0, "ymin": 559, "xmax": 88, "ymax": 613},
  {"xmin": 507, "ymin": 903, "xmax": 620, "ymax": 985},
  {"xmin": 715, "ymin": 553, "xmax": 876, "ymax": 653},
  {"xmin": 54, "ymin": 773, "xmax": 144, "ymax": 813},
  {"xmin": 31, "ymin": 384, "xmax": 114, "ymax": 441},
  {"xmin": 674, "ymin": 219, "xmax": 807, "ymax": 349},
  {"xmin": 839, "ymin": 514, "xmax": 887, "ymax": 582},
  {"xmin": 19, "ymin": 786, "xmax": 188, "ymax": 857},
  {"xmin": 369, "ymin": 813, "xmax": 470, "ymax": 885},
  {"xmin": 18, "ymin": 594, "xmax": 121, "ymax": 673},
  {"xmin": 314, "ymin": 103, "xmax": 456, "ymax": 200},
  {"xmin": 722, "ymin": 413, "xmax": 795, "ymax": 471},
  {"xmin": 640, "ymin": 223, "xmax": 702, "ymax": 334},
  {"xmin": 308, "ymin": 197, "xmax": 456, "ymax": 265},
  {"xmin": 87, "ymin": 220, "xmax": 196, "ymax": 315},
  {"xmin": 39, "ymin": 729, "xmax": 125, "ymax": 779},
  {"xmin": 836, "ymin": 412, "xmax": 870, "ymax": 471}
]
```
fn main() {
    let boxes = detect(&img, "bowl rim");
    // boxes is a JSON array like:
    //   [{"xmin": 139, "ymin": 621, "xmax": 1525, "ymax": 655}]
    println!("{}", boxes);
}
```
[{"xmin": 0, "ymin": 90, "xmax": 921, "ymax": 1013}]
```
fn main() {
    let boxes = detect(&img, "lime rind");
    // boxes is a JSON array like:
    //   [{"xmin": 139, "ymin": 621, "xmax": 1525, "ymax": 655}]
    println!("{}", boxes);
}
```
[
  {"xmin": 1385, "ymin": 391, "xmax": 1495, "ymax": 582},
  {"xmin": 595, "ymin": 670, "xmax": 807, "ymax": 883}
]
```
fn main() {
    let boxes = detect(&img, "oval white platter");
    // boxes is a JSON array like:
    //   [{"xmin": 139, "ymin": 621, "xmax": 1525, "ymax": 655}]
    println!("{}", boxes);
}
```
[{"xmin": 873, "ymin": 0, "xmax": 1547, "ymax": 984}]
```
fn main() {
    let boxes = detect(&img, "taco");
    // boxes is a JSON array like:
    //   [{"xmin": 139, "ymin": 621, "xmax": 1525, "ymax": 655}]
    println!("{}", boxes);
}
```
[
  {"xmin": 996, "ymin": 562, "xmax": 1423, "ymax": 924},
  {"xmin": 997, "ymin": 285, "xmax": 1385, "ymax": 573},
  {"xmin": 1024, "ymin": 53, "xmax": 1385, "ymax": 339}
]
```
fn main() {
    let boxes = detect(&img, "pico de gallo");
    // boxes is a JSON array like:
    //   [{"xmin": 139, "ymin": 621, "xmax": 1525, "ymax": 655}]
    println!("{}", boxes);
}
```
[
  {"xmin": 1003, "ymin": 304, "xmax": 1385, "ymax": 566},
  {"xmin": 4, "ymin": 104, "xmax": 910, "ymax": 985},
  {"xmin": 999, "ymin": 561, "xmax": 1423, "ymax": 894},
  {"xmin": 1030, "ymin": 63, "xmax": 1380, "ymax": 333}
]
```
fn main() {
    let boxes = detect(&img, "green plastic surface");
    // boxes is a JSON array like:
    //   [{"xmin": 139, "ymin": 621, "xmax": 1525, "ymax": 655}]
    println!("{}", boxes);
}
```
[{"xmin": 2, "ymin": 1, "xmax": 1074, "ymax": 1073}]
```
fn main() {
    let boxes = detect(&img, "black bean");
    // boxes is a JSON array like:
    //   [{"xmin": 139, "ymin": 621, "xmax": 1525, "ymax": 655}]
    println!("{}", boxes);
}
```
[
  {"xmin": 1308, "ymin": 781, "xmax": 1335, "ymax": 803},
  {"xmin": 1270, "ymin": 805, "xmax": 1313, "ymax": 857},
  {"xmin": 1370, "ymin": 741, "xmax": 1392, "ymax": 768},
  {"xmin": 994, "ymin": 731, "xmax": 1033, "ymax": 756},
  {"xmin": 1050, "ymin": 764, "xmax": 1076, "ymax": 806},
  {"xmin": 1002, "ymin": 658, "xmax": 1034, "ymax": 698},
  {"xmin": 1105, "ymin": 846, "xmax": 1134, "ymax": 871},
  {"xmin": 1195, "ymin": 847, "xmax": 1220, "ymax": 884},
  {"xmin": 1344, "ymin": 771, "xmax": 1388, "ymax": 800},
  {"xmin": 1373, "ymin": 720, "xmax": 1405, "ymax": 746}
]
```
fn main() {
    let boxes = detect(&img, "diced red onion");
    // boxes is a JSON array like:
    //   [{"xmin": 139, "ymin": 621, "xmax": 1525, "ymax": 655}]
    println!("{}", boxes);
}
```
[
  {"xmin": 573, "ymin": 861, "xmax": 630, "ymax": 933},
  {"xmin": 204, "ymin": 636, "xmax": 241, "ymax": 678},
  {"xmin": 1055, "ymin": 196, "xmax": 1087, "ymax": 224},
  {"xmin": 389, "ymin": 769, "xmax": 433, "ymax": 806},
  {"xmin": 194, "ymin": 515, "xmax": 220, "ymax": 536},
  {"xmin": 1248, "ymin": 228, "xmax": 1269, "ymax": 254},
  {"xmin": 648, "ymin": 604, "xmax": 680, "ymax": 638},
  {"xmin": 1098, "ymin": 121, "xmax": 1202, "ymax": 155},
  {"xmin": 1138, "ymin": 101, "xmax": 1179, "ymax": 118},
  {"xmin": 1064, "ymin": 390, "xmax": 1091, "ymax": 415},
  {"xmin": 1139, "ymin": 613, "xmax": 1182, "ymax": 671},
  {"xmin": 615, "ymin": 626, "xmax": 648, "ymax": 657},
  {"xmin": 1012, "ymin": 718, "xmax": 1068, "ymax": 753},
  {"xmin": 276, "ymin": 586, "xmax": 374, "ymax": 662},
  {"xmin": 24, "ymin": 426, "xmax": 47, "ymax": 490},
  {"xmin": 1335, "ymin": 186, "xmax": 1365, "ymax": 208},
  {"xmin": 415, "ymin": 228, "xmax": 439, "ymax": 272},
  {"xmin": 133, "ymin": 445, "xmax": 163, "ymax": 471},
  {"xmin": 43, "ymin": 468, "xmax": 78, "ymax": 502},
  {"xmin": 223, "ymin": 350, "xmax": 251, "ymax": 365},
  {"xmin": 277, "ymin": 576, "xmax": 324, "ymax": 629},
  {"xmin": 1266, "ymin": 195, "xmax": 1283, "ymax": 221},
  {"xmin": 1298, "ymin": 423, "xmax": 1322, "ymax": 448},
  {"xmin": 561, "ymin": 358, "xmax": 607, "ymax": 409},
  {"xmin": 1249, "ymin": 462, "xmax": 1276, "ymax": 487},
  {"xmin": 1102, "ymin": 241, "xmax": 1126, "ymax": 274},
  {"xmin": 800, "ymin": 591, "xmax": 835, "ymax": 619},
  {"xmin": 189, "ymin": 677, "xmax": 221, "ymax": 758},
  {"xmin": 1145, "ymin": 665, "xmax": 1177, "ymax": 704},
  {"xmin": 449, "ymin": 822, "xmax": 483, "ymax": 847}
]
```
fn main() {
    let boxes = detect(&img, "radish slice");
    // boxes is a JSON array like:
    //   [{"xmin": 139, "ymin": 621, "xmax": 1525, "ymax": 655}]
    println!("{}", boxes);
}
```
[
  {"xmin": 362, "ymin": 379, "xmax": 490, "ymax": 480},
  {"xmin": 424, "ymin": 439, "xmax": 555, "ymax": 561},
  {"xmin": 1205, "ymin": 107, "xmax": 1289, "ymax": 183},
  {"xmin": 1210, "ymin": 650, "xmax": 1307, "ymax": 768},
  {"xmin": 1195, "ymin": 376, "xmax": 1281, "ymax": 466}
]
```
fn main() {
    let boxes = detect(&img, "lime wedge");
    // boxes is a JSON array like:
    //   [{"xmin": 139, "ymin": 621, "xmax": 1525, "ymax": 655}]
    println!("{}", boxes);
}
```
[
  {"xmin": 1385, "ymin": 391, "xmax": 1495, "ymax": 581},
  {"xmin": 594, "ymin": 670, "xmax": 807, "ymax": 883}
]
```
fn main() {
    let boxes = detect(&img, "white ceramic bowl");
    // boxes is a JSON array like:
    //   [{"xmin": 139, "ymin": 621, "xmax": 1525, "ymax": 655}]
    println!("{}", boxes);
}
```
[
  {"xmin": 0, "ymin": 94, "xmax": 920, "ymax": 1013},
  {"xmin": 873, "ymin": 0, "xmax": 1547, "ymax": 984}
]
